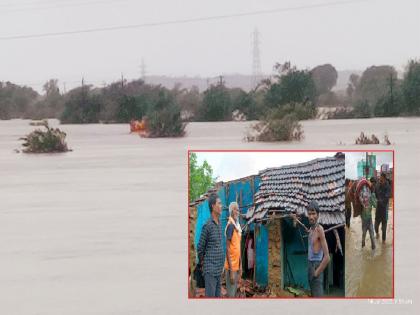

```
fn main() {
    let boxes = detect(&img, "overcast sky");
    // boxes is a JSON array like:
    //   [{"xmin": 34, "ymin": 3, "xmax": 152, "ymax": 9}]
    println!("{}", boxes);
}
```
[
  {"xmin": 195, "ymin": 151, "xmax": 337, "ymax": 181},
  {"xmin": 1, "ymin": 0, "xmax": 419, "ymax": 91},
  {"xmin": 345, "ymin": 152, "xmax": 393, "ymax": 179}
]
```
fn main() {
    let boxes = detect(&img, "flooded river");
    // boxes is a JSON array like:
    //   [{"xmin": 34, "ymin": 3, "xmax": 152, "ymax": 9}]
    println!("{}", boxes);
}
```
[{"xmin": 0, "ymin": 118, "xmax": 418, "ymax": 314}]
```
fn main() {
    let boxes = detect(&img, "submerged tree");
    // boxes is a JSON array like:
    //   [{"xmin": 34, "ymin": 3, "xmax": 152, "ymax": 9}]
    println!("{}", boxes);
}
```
[
  {"xmin": 20, "ymin": 120, "xmax": 69, "ymax": 153},
  {"xmin": 402, "ymin": 59, "xmax": 420, "ymax": 115},
  {"xmin": 311, "ymin": 64, "xmax": 338, "ymax": 95},
  {"xmin": 0, "ymin": 81, "xmax": 39, "ymax": 119},
  {"xmin": 198, "ymin": 81, "xmax": 232, "ymax": 121},
  {"xmin": 264, "ymin": 62, "xmax": 317, "ymax": 108},
  {"xmin": 248, "ymin": 103, "xmax": 309, "ymax": 142},
  {"xmin": 354, "ymin": 65, "xmax": 398, "ymax": 109},
  {"xmin": 145, "ymin": 90, "xmax": 187, "ymax": 137},
  {"xmin": 60, "ymin": 86, "xmax": 102, "ymax": 124}
]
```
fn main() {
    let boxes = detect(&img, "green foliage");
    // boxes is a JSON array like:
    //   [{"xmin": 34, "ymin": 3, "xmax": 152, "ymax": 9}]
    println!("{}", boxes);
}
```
[
  {"xmin": 116, "ymin": 95, "xmax": 150, "ymax": 123},
  {"xmin": 0, "ymin": 82, "xmax": 39, "ymax": 119},
  {"xmin": 347, "ymin": 65, "xmax": 409, "ymax": 117},
  {"xmin": 60, "ymin": 86, "xmax": 102, "ymax": 124},
  {"xmin": 20, "ymin": 120, "xmax": 69, "ymax": 153},
  {"xmin": 252, "ymin": 112, "xmax": 304, "ymax": 142},
  {"xmin": 402, "ymin": 59, "xmax": 420, "ymax": 115},
  {"xmin": 354, "ymin": 65, "xmax": 398, "ymax": 106},
  {"xmin": 25, "ymin": 79, "xmax": 64, "ymax": 120},
  {"xmin": 231, "ymin": 89, "xmax": 262, "ymax": 120},
  {"xmin": 264, "ymin": 62, "xmax": 317, "ymax": 108},
  {"xmin": 249, "ymin": 102, "xmax": 312, "ymax": 142},
  {"xmin": 3, "ymin": 59, "xmax": 420, "ymax": 124},
  {"xmin": 311, "ymin": 64, "xmax": 338, "ymax": 95},
  {"xmin": 352, "ymin": 100, "xmax": 372, "ymax": 118},
  {"xmin": 189, "ymin": 152, "xmax": 216, "ymax": 202},
  {"xmin": 373, "ymin": 90, "xmax": 403, "ymax": 117},
  {"xmin": 146, "ymin": 90, "xmax": 186, "ymax": 137},
  {"xmin": 99, "ymin": 79, "xmax": 157, "ymax": 123},
  {"xmin": 198, "ymin": 83, "xmax": 232, "ymax": 121}
]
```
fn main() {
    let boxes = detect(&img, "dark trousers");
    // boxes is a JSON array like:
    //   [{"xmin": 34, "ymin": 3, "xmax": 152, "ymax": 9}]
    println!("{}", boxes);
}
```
[
  {"xmin": 204, "ymin": 273, "xmax": 221, "ymax": 297},
  {"xmin": 375, "ymin": 210, "xmax": 387, "ymax": 241},
  {"xmin": 345, "ymin": 207, "xmax": 351, "ymax": 228},
  {"xmin": 362, "ymin": 217, "xmax": 375, "ymax": 249},
  {"xmin": 308, "ymin": 261, "xmax": 324, "ymax": 297}
]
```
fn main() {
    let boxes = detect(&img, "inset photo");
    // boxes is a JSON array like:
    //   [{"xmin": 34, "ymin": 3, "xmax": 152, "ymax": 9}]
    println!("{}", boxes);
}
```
[
  {"xmin": 345, "ymin": 152, "xmax": 394, "ymax": 298},
  {"xmin": 188, "ymin": 151, "xmax": 346, "ymax": 298}
]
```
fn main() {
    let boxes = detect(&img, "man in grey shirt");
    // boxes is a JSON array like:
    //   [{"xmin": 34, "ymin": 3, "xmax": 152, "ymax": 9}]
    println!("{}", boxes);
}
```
[{"xmin": 197, "ymin": 193, "xmax": 225, "ymax": 297}]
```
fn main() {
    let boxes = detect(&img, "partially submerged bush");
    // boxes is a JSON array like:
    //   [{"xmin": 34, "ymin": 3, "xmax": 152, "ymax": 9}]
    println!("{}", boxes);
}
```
[
  {"xmin": 20, "ymin": 121, "xmax": 69, "ymax": 153},
  {"xmin": 246, "ymin": 102, "xmax": 312, "ymax": 142},
  {"xmin": 355, "ymin": 132, "xmax": 392, "ymax": 145},
  {"xmin": 60, "ymin": 86, "xmax": 102, "ymax": 124},
  {"xmin": 144, "ymin": 91, "xmax": 186, "ymax": 137},
  {"xmin": 248, "ymin": 112, "xmax": 303, "ymax": 142},
  {"xmin": 355, "ymin": 132, "xmax": 379, "ymax": 144}
]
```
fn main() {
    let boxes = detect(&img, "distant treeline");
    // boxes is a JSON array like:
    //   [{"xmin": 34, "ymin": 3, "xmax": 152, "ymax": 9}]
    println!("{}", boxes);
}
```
[{"xmin": 1, "ymin": 59, "xmax": 419, "ymax": 125}]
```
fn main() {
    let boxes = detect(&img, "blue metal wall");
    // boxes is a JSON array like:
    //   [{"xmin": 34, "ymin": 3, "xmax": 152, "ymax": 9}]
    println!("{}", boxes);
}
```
[
  {"xmin": 255, "ymin": 223, "xmax": 269, "ymax": 286},
  {"xmin": 194, "ymin": 176, "xmax": 261, "ymax": 266},
  {"xmin": 282, "ymin": 218, "xmax": 309, "ymax": 290}
]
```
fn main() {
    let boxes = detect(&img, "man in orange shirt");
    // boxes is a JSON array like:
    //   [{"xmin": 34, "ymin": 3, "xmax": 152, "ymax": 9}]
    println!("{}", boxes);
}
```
[{"xmin": 224, "ymin": 202, "xmax": 242, "ymax": 297}]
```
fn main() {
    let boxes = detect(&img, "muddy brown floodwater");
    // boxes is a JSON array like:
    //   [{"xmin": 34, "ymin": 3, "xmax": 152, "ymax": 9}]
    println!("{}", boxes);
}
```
[{"xmin": 345, "ymin": 206, "xmax": 394, "ymax": 297}]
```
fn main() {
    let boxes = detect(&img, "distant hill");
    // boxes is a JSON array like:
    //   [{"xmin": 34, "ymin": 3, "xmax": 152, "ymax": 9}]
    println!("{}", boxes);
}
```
[
  {"xmin": 145, "ymin": 74, "xmax": 268, "ymax": 92},
  {"xmin": 145, "ymin": 70, "xmax": 363, "ymax": 92}
]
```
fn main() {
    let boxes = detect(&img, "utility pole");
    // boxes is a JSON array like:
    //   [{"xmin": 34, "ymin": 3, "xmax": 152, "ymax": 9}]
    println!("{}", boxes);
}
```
[
  {"xmin": 218, "ymin": 75, "xmax": 224, "ymax": 86},
  {"xmin": 121, "ymin": 73, "xmax": 124, "ymax": 88},
  {"xmin": 81, "ymin": 76, "xmax": 84, "ymax": 87}
]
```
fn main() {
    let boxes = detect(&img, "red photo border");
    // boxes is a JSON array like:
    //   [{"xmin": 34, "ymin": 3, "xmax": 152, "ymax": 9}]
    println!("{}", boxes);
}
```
[{"xmin": 187, "ymin": 149, "xmax": 395, "ymax": 300}]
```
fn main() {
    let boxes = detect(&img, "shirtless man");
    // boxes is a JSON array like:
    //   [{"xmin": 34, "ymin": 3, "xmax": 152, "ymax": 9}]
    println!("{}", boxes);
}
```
[{"xmin": 307, "ymin": 200, "xmax": 330, "ymax": 297}]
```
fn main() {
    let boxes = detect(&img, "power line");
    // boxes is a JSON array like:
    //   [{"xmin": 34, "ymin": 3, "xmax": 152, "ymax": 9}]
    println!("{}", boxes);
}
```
[
  {"xmin": 0, "ymin": 0, "xmax": 77, "ymax": 8},
  {"xmin": 0, "ymin": 0, "xmax": 370, "ymax": 41},
  {"xmin": 0, "ymin": 0, "xmax": 135, "ymax": 14}
]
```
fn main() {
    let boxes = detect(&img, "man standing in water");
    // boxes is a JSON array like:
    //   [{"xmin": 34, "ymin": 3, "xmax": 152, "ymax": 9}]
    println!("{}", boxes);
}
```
[
  {"xmin": 197, "ymin": 193, "xmax": 225, "ymax": 297},
  {"xmin": 375, "ymin": 173, "xmax": 391, "ymax": 243},
  {"xmin": 307, "ymin": 201, "xmax": 330, "ymax": 297},
  {"xmin": 360, "ymin": 182, "xmax": 376, "ymax": 250}
]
